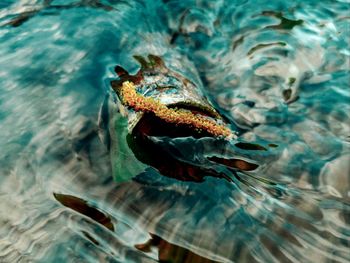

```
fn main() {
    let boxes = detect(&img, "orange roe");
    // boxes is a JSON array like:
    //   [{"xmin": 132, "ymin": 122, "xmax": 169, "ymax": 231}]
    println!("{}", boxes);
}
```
[{"xmin": 120, "ymin": 81, "xmax": 231, "ymax": 137}]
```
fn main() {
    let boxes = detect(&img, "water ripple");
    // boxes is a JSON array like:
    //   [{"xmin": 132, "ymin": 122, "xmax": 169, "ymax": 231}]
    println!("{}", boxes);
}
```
[{"xmin": 0, "ymin": 0, "xmax": 349, "ymax": 262}]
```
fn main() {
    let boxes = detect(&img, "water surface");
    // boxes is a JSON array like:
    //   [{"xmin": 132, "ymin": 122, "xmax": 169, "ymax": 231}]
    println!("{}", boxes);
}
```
[{"xmin": 0, "ymin": 0, "xmax": 349, "ymax": 262}]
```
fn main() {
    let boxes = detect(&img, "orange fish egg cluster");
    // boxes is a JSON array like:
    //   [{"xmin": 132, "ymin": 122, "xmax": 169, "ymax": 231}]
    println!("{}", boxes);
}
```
[{"xmin": 120, "ymin": 81, "xmax": 231, "ymax": 137}]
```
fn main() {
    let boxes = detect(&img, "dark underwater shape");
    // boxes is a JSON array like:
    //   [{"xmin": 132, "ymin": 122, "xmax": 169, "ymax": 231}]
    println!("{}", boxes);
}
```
[
  {"xmin": 135, "ymin": 234, "xmax": 222, "ymax": 263},
  {"xmin": 53, "ymin": 193, "xmax": 115, "ymax": 231},
  {"xmin": 260, "ymin": 11, "xmax": 304, "ymax": 30}
]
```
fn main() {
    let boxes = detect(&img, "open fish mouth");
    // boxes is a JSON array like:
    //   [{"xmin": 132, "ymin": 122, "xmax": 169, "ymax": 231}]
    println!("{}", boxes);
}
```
[
  {"xmin": 110, "ymin": 55, "xmax": 234, "ymax": 139},
  {"xmin": 108, "ymin": 55, "xmax": 234, "ymax": 182},
  {"xmin": 106, "ymin": 55, "xmax": 265, "ymax": 183}
]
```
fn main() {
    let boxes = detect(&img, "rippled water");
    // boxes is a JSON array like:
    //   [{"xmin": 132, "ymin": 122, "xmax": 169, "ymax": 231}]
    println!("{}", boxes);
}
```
[{"xmin": 1, "ymin": 0, "xmax": 350, "ymax": 262}]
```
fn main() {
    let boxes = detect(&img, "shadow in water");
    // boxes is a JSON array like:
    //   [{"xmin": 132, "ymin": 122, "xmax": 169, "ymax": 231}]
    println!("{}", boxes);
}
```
[
  {"xmin": 135, "ymin": 234, "xmax": 222, "ymax": 263},
  {"xmin": 53, "ymin": 193, "xmax": 115, "ymax": 231}
]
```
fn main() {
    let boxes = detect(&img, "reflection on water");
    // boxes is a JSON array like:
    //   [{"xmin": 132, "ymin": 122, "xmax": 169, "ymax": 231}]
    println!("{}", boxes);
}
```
[{"xmin": 0, "ymin": 0, "xmax": 350, "ymax": 262}]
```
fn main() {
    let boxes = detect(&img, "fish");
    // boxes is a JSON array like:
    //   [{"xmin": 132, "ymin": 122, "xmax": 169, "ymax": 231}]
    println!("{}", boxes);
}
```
[{"xmin": 98, "ymin": 55, "xmax": 269, "ymax": 183}]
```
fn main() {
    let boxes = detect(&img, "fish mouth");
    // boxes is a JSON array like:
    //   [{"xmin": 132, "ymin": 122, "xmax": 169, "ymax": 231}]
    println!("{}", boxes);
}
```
[
  {"xmin": 110, "ymin": 55, "xmax": 233, "ymax": 138},
  {"xmin": 133, "ymin": 110, "xmax": 213, "ymax": 139},
  {"xmin": 124, "ymin": 85, "xmax": 232, "ymax": 182},
  {"xmin": 118, "ymin": 80, "xmax": 232, "ymax": 138},
  {"xmin": 128, "ymin": 112, "xmax": 223, "ymax": 182},
  {"xmin": 109, "ymin": 55, "xmax": 239, "ymax": 181}
]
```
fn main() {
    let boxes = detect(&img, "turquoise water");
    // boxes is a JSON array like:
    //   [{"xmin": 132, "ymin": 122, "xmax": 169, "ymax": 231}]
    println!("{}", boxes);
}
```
[{"xmin": 0, "ymin": 0, "xmax": 350, "ymax": 262}]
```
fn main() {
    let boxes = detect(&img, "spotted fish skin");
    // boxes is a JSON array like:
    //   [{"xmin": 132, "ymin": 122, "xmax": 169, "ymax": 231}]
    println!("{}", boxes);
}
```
[{"xmin": 111, "ymin": 55, "xmax": 223, "ymax": 118}]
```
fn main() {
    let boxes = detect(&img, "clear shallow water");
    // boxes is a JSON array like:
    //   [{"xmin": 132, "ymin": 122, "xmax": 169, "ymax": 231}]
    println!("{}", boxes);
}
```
[{"xmin": 0, "ymin": 0, "xmax": 350, "ymax": 262}]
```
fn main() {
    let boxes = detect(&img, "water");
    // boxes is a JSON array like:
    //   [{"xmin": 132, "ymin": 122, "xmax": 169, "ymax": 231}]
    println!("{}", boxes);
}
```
[{"xmin": 0, "ymin": 0, "xmax": 349, "ymax": 262}]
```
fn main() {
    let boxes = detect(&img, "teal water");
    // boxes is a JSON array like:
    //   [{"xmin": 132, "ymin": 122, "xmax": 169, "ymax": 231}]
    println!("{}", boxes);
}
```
[{"xmin": 0, "ymin": 0, "xmax": 350, "ymax": 262}]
